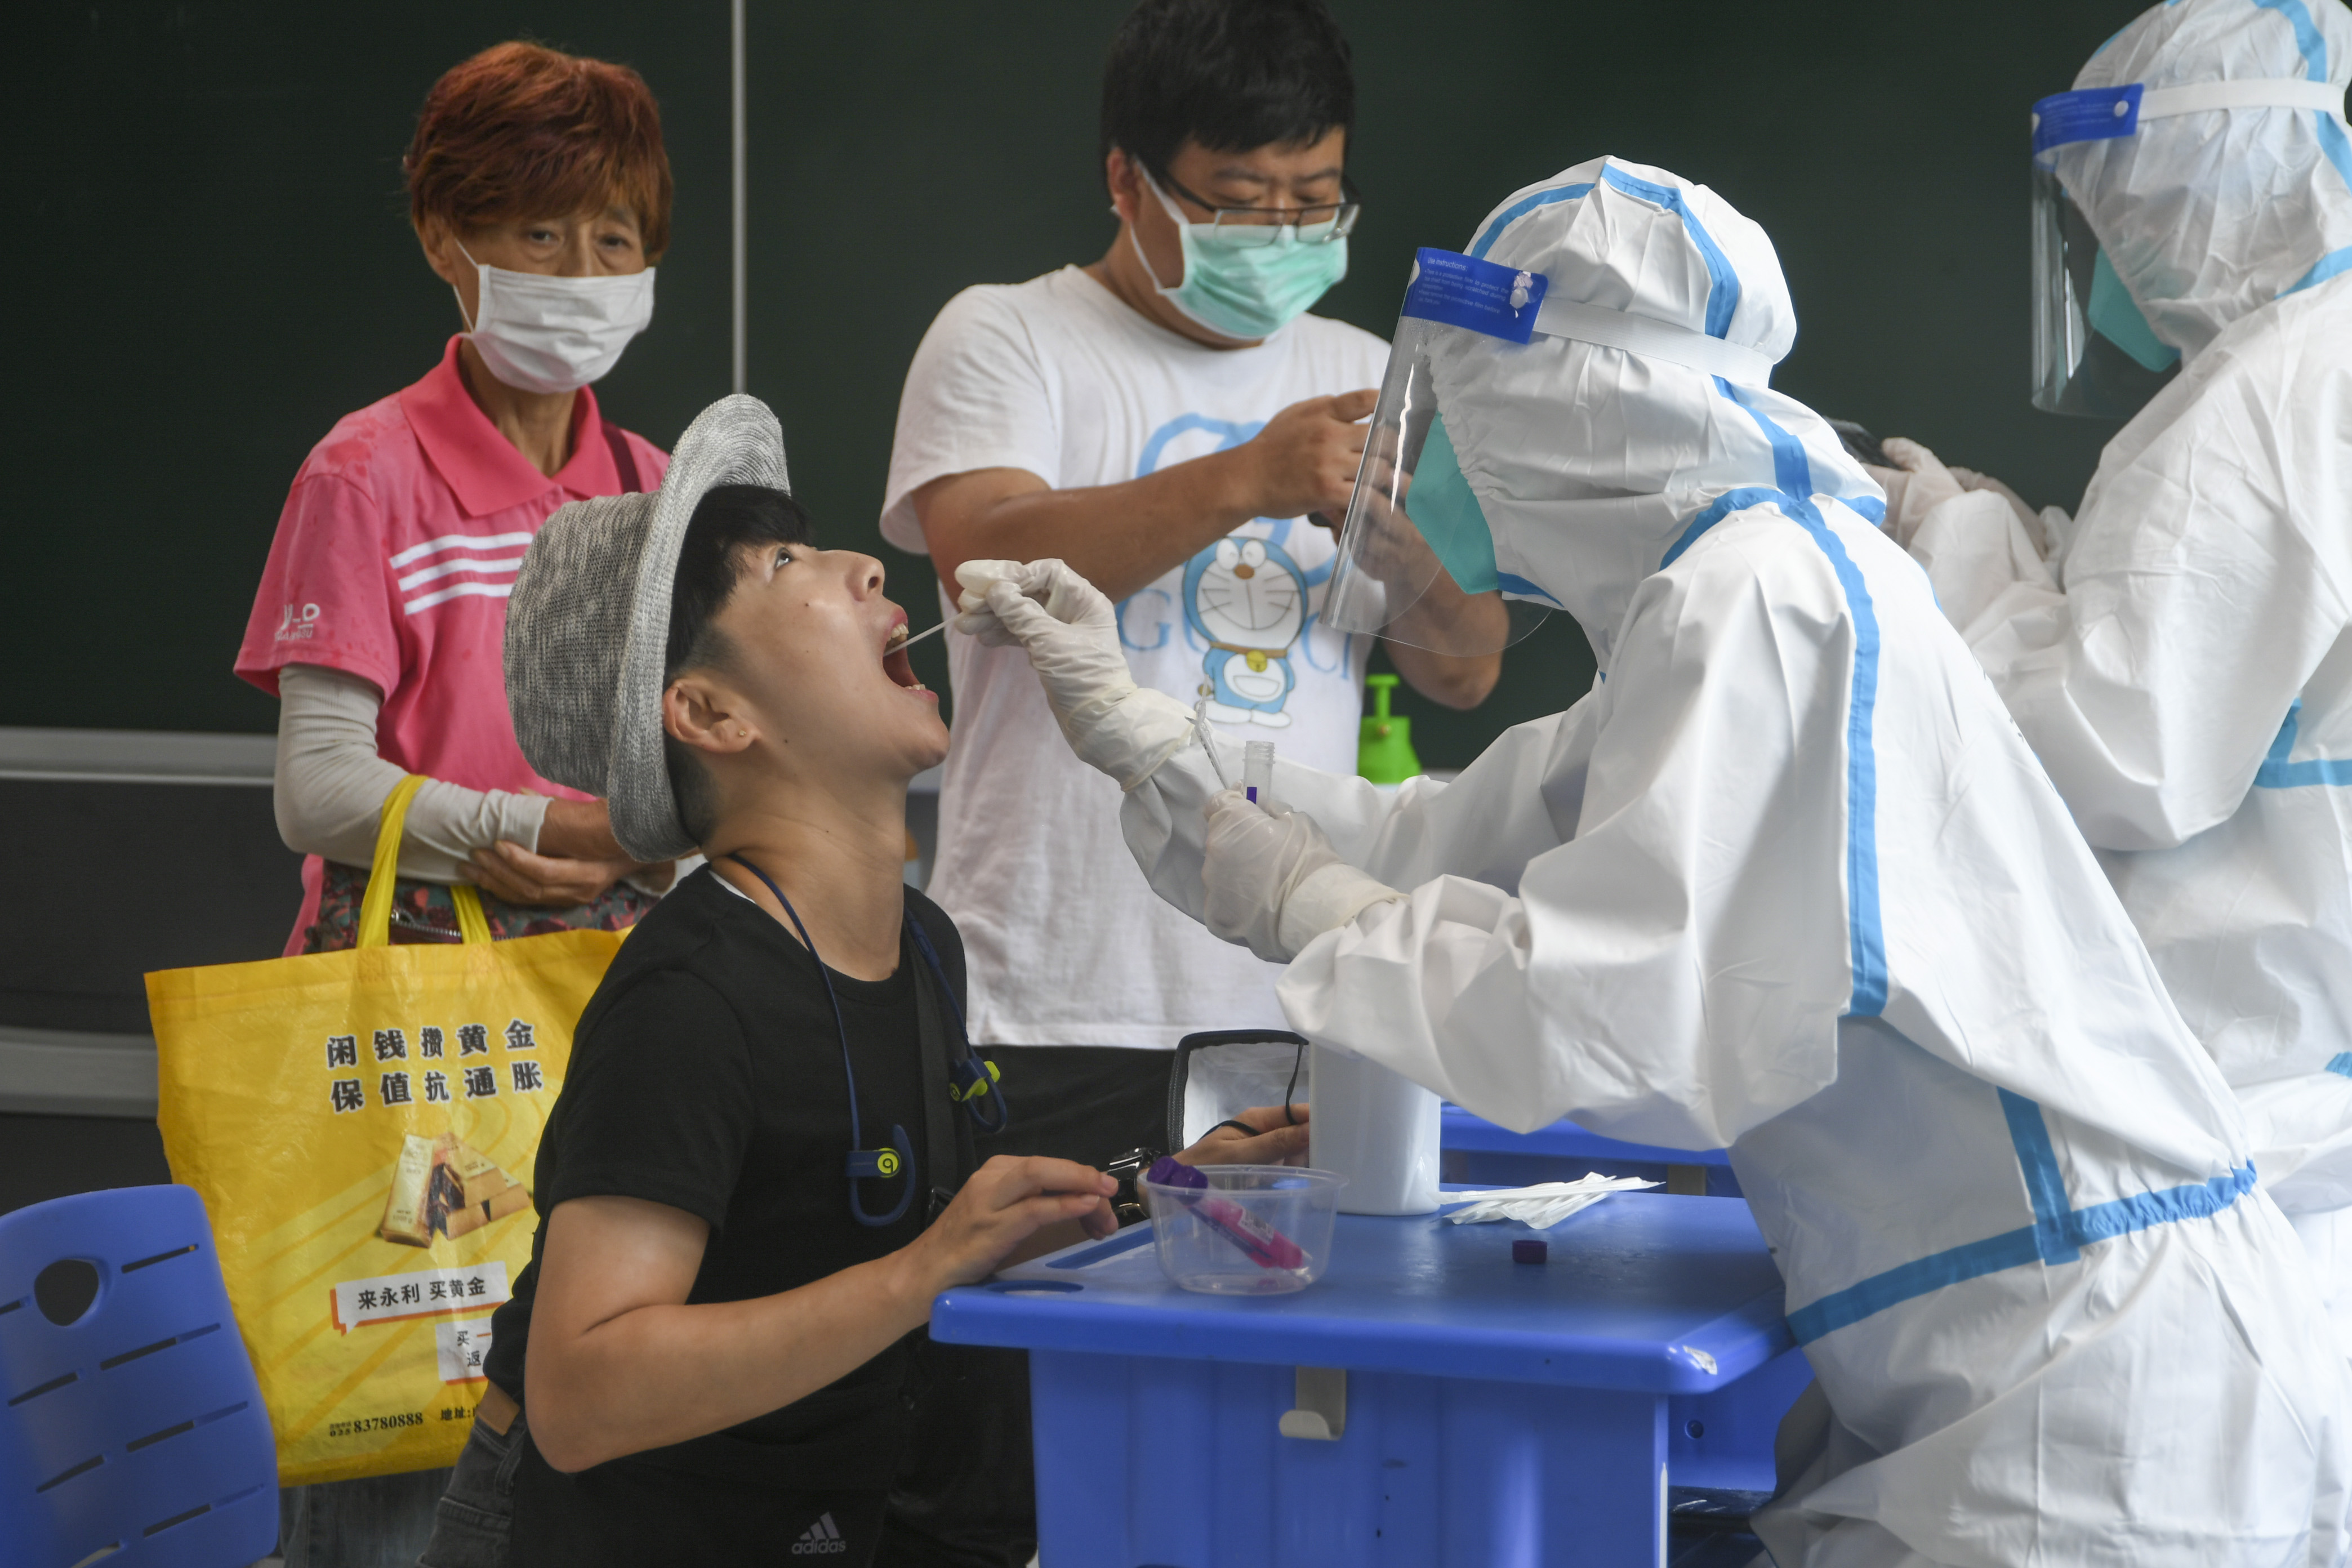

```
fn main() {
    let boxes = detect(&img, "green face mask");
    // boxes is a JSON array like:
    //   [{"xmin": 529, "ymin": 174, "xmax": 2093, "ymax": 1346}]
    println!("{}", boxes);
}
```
[
  {"xmin": 2086, "ymin": 247, "xmax": 2182, "ymax": 374},
  {"xmin": 1404, "ymin": 413, "xmax": 1499, "ymax": 595},
  {"xmin": 1134, "ymin": 167, "xmax": 1348, "ymax": 341}
]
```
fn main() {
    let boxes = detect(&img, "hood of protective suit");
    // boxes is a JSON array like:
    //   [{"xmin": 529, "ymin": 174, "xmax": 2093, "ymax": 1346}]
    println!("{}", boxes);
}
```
[
  {"xmin": 1429, "ymin": 157, "xmax": 1882, "ymax": 667},
  {"xmin": 2060, "ymin": 0, "xmax": 2352, "ymax": 360}
]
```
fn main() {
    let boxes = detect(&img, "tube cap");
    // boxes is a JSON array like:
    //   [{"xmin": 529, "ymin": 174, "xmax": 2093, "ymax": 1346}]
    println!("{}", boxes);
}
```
[{"xmin": 1512, "ymin": 1239, "xmax": 1548, "ymax": 1264}]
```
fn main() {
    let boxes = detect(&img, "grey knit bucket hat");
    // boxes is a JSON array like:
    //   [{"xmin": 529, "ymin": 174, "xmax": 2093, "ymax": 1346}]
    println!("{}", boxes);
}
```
[{"xmin": 504, "ymin": 394, "xmax": 791, "ymax": 862}]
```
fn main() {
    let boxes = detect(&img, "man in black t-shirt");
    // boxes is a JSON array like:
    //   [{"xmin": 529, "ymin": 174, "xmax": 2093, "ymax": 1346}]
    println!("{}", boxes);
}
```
[{"xmin": 420, "ymin": 397, "xmax": 1307, "ymax": 1568}]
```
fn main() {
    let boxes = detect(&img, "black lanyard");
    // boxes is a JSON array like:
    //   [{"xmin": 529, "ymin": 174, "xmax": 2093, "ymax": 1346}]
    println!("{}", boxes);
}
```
[
  {"xmin": 906, "ymin": 916, "xmax": 1008, "ymax": 1135},
  {"xmin": 727, "ymin": 854, "xmax": 1010, "ymax": 1228}
]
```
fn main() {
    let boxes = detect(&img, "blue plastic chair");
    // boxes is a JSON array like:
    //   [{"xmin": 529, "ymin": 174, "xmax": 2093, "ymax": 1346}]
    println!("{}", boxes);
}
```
[{"xmin": 0, "ymin": 1184, "xmax": 278, "ymax": 1568}]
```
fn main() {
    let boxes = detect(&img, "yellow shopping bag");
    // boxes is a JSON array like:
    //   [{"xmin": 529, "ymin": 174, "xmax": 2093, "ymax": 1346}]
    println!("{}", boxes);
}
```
[{"xmin": 146, "ymin": 776, "xmax": 627, "ymax": 1485}]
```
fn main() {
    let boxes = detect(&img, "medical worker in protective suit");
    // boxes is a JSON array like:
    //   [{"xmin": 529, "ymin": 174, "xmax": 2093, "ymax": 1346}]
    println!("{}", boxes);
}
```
[
  {"xmin": 1870, "ymin": 0, "xmax": 2352, "ymax": 1362},
  {"xmin": 957, "ymin": 156, "xmax": 2352, "ymax": 1567}
]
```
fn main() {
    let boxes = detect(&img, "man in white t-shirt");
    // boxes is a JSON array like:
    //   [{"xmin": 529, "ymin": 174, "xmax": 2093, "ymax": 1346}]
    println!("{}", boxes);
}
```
[
  {"xmin": 881, "ymin": 0, "xmax": 1498, "ymax": 1188},
  {"xmin": 879, "ymin": 8, "xmax": 1497, "ymax": 1556}
]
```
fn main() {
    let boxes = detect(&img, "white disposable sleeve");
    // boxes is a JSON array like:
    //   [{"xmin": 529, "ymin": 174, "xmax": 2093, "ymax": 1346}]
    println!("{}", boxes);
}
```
[
  {"xmin": 1275, "ymin": 556, "xmax": 1850, "ymax": 1155},
  {"xmin": 1906, "ymin": 488, "xmax": 2057, "ymax": 636},
  {"xmin": 1946, "ymin": 466, "xmax": 2047, "ymax": 555},
  {"xmin": 1276, "ymin": 859, "xmax": 1406, "ymax": 960},
  {"xmin": 274, "ymin": 663, "xmax": 549, "ymax": 883},
  {"xmin": 1961, "ymin": 426, "xmax": 2348, "ymax": 852},
  {"xmin": 1120, "ymin": 697, "xmax": 1595, "ymax": 928}
]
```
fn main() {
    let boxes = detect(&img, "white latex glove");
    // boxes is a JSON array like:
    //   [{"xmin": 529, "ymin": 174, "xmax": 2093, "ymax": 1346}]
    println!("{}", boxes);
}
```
[
  {"xmin": 952, "ymin": 558, "xmax": 1195, "ymax": 790},
  {"xmin": 1865, "ymin": 438, "xmax": 1966, "ymax": 549},
  {"xmin": 1201, "ymin": 787, "xmax": 1404, "ymax": 963},
  {"xmin": 1873, "ymin": 439, "xmax": 2050, "ymax": 558},
  {"xmin": 952, "ymin": 558, "xmax": 1104, "ymax": 648},
  {"xmin": 1945, "ymin": 466, "xmax": 2046, "ymax": 553}
]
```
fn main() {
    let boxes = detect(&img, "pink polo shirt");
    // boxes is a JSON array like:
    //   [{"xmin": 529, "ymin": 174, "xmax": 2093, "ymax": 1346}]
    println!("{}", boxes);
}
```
[
  {"xmin": 238, "ymin": 338, "xmax": 669, "ymax": 951},
  {"xmin": 237, "ymin": 336, "xmax": 669, "ymax": 791}
]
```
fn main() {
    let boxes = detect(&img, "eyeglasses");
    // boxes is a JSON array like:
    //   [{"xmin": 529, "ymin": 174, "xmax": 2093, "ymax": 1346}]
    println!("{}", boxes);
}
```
[{"xmin": 1155, "ymin": 169, "xmax": 1360, "ymax": 247}]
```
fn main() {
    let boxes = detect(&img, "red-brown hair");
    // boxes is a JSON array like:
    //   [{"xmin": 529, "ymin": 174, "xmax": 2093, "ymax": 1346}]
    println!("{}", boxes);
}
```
[{"xmin": 405, "ymin": 42, "xmax": 672, "ymax": 259}]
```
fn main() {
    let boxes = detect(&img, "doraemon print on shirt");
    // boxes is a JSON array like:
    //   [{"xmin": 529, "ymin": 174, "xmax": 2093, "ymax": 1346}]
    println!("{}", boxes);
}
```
[
  {"xmin": 1184, "ymin": 533, "xmax": 1309, "ymax": 725},
  {"xmin": 1110, "ymin": 409, "xmax": 1357, "ymax": 732}
]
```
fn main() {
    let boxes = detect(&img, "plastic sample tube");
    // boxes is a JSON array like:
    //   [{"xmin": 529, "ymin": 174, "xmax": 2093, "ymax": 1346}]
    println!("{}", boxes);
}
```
[
  {"xmin": 1145, "ymin": 1156, "xmax": 1306, "ymax": 1270},
  {"xmin": 1243, "ymin": 740, "xmax": 1276, "ymax": 805}
]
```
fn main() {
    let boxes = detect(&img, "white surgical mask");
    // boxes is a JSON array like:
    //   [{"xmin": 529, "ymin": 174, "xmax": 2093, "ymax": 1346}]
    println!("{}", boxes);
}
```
[{"xmin": 454, "ymin": 243, "xmax": 656, "ymax": 395}]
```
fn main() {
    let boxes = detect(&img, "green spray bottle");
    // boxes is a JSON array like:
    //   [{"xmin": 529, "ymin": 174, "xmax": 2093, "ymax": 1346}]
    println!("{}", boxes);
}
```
[{"xmin": 1357, "ymin": 674, "xmax": 1423, "ymax": 784}]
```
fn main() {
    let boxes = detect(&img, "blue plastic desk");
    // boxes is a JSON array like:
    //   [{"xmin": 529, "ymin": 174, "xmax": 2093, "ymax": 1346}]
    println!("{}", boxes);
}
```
[
  {"xmin": 932, "ymin": 1192, "xmax": 1809, "ymax": 1568},
  {"xmin": 1440, "ymin": 1107, "xmax": 1743, "ymax": 1197}
]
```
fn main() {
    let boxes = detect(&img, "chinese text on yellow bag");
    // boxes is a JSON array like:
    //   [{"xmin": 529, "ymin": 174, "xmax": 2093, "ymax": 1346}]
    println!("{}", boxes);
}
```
[{"xmin": 146, "ymin": 777, "xmax": 625, "ymax": 1485}]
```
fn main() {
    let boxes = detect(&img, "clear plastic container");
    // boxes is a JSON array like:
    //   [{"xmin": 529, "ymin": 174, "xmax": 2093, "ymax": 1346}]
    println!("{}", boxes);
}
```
[{"xmin": 1141, "ymin": 1165, "xmax": 1346, "ymax": 1295}]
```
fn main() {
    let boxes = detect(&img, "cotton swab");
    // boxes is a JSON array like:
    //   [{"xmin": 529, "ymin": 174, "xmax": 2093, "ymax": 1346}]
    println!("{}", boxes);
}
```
[{"xmin": 1442, "ymin": 1174, "xmax": 1659, "ymax": 1230}]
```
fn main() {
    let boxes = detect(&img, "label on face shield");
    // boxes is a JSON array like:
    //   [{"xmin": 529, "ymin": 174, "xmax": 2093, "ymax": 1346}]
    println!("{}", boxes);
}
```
[
  {"xmin": 1400, "ymin": 248, "xmax": 1549, "ymax": 344},
  {"xmin": 2031, "ymin": 83, "xmax": 2142, "ymax": 154}
]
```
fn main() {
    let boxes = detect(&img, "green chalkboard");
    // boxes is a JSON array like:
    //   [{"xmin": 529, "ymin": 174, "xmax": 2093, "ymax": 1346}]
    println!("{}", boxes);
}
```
[{"xmin": 6, "ymin": 1, "xmax": 2133, "ymax": 769}]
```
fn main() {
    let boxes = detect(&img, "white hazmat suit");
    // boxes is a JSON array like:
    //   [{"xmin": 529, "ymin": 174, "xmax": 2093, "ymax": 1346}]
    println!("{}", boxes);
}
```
[
  {"xmin": 1892, "ymin": 0, "xmax": 2352, "ymax": 1351},
  {"xmin": 964, "ymin": 157, "xmax": 2352, "ymax": 1567}
]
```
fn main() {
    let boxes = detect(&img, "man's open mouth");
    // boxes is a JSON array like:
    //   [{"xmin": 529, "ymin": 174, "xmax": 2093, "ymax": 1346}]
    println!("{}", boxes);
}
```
[{"xmin": 883, "ymin": 623, "xmax": 926, "ymax": 692}]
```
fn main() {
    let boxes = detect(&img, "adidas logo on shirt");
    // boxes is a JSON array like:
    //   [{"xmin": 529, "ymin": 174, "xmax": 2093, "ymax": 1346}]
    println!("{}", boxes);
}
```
[{"xmin": 790, "ymin": 1512, "xmax": 849, "ymax": 1555}]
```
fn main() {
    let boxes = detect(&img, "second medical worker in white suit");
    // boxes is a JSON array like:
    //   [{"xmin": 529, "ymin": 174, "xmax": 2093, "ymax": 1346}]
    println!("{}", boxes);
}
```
[
  {"xmin": 1875, "ymin": 0, "xmax": 2352, "ymax": 1357},
  {"xmin": 959, "ymin": 158, "xmax": 2352, "ymax": 1566}
]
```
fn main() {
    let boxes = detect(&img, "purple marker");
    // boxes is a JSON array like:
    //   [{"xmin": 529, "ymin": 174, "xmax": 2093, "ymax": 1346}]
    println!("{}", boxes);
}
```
[{"xmin": 1145, "ymin": 1156, "xmax": 1306, "ymax": 1271}]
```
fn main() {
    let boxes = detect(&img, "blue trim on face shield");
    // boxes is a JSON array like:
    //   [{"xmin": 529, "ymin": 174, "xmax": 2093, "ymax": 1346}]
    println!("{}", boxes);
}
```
[
  {"xmin": 1467, "ymin": 182, "xmax": 1594, "ymax": 260},
  {"xmin": 2032, "ymin": 84, "xmax": 2146, "ymax": 153},
  {"xmin": 2329, "ymin": 1053, "xmax": 2352, "ymax": 1078},
  {"xmin": 1599, "ymin": 167, "xmax": 1741, "ymax": 337},
  {"xmin": 1400, "ymin": 248, "xmax": 1548, "ymax": 342}
]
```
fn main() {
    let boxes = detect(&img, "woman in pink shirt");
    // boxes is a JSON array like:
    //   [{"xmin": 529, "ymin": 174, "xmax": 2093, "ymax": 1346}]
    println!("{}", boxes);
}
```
[
  {"xmin": 239, "ymin": 41, "xmax": 678, "ymax": 959},
  {"xmin": 232, "ymin": 41, "xmax": 679, "ymax": 1566}
]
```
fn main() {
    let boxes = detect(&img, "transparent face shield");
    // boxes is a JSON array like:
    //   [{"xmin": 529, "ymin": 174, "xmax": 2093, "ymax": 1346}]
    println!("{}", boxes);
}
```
[
  {"xmin": 2028, "ymin": 77, "xmax": 2345, "ymax": 418},
  {"xmin": 1321, "ymin": 307, "xmax": 1552, "ymax": 658},
  {"xmin": 1325, "ymin": 247, "xmax": 1781, "ymax": 655},
  {"xmin": 2030, "ymin": 158, "xmax": 2180, "ymax": 418}
]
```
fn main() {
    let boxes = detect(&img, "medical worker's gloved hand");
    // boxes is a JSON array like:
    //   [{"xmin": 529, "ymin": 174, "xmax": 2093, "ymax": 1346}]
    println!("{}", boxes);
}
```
[
  {"xmin": 952, "ymin": 558, "xmax": 1195, "ymax": 790},
  {"xmin": 1865, "ymin": 439, "xmax": 1968, "ymax": 549},
  {"xmin": 952, "ymin": 558, "xmax": 1104, "ymax": 648},
  {"xmin": 1201, "ymin": 787, "xmax": 1404, "ymax": 963},
  {"xmin": 1873, "ymin": 438, "xmax": 2049, "ymax": 557}
]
